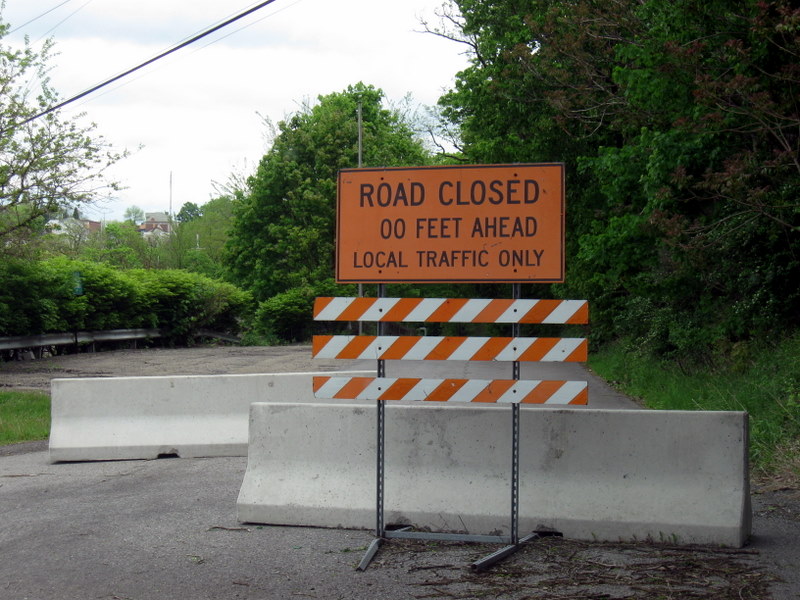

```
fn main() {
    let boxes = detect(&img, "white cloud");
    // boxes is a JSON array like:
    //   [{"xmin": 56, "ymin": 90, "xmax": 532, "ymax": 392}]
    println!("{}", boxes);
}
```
[{"xmin": 3, "ymin": 0, "xmax": 469, "ymax": 221}]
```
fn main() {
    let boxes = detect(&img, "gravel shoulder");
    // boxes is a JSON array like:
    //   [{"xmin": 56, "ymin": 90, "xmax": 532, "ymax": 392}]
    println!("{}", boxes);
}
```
[{"xmin": 1, "ymin": 345, "xmax": 799, "ymax": 599}]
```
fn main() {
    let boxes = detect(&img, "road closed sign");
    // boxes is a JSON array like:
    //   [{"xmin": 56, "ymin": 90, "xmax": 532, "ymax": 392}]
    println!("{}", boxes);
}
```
[{"xmin": 336, "ymin": 163, "xmax": 565, "ymax": 283}]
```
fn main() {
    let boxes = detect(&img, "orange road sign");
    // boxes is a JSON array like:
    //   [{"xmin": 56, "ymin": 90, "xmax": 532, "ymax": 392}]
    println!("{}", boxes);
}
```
[{"xmin": 336, "ymin": 163, "xmax": 565, "ymax": 283}]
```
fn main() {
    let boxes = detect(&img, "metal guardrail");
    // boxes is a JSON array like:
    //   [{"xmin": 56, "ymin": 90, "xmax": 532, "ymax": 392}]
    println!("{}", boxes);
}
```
[
  {"xmin": 0, "ymin": 329, "xmax": 162, "ymax": 352},
  {"xmin": 0, "ymin": 329, "xmax": 241, "ymax": 353}
]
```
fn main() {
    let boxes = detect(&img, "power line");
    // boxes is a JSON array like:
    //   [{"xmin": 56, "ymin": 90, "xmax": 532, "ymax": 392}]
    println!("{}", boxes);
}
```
[
  {"xmin": 8, "ymin": 0, "xmax": 76, "ymax": 34},
  {"xmin": 196, "ymin": 0, "xmax": 303, "ymax": 50},
  {"xmin": 16, "ymin": 0, "xmax": 281, "ymax": 128},
  {"xmin": 34, "ymin": 0, "xmax": 95, "ymax": 45},
  {"xmin": 64, "ymin": 0, "xmax": 303, "ymax": 110}
]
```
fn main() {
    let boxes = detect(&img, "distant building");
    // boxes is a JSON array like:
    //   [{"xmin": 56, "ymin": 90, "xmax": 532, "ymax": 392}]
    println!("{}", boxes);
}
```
[
  {"xmin": 46, "ymin": 217, "xmax": 102, "ymax": 235},
  {"xmin": 138, "ymin": 212, "xmax": 172, "ymax": 239}
]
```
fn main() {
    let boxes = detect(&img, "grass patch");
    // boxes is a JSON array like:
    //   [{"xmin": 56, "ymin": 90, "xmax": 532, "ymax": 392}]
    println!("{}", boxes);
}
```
[
  {"xmin": 590, "ymin": 334, "xmax": 800, "ymax": 476},
  {"xmin": 0, "ymin": 390, "xmax": 51, "ymax": 445}
]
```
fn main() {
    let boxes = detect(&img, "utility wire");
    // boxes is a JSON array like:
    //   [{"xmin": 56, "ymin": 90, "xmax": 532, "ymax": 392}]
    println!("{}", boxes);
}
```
[
  {"xmin": 34, "ymin": 0, "xmax": 95, "ymax": 45},
  {"xmin": 8, "ymin": 0, "xmax": 76, "ymax": 34},
  {"xmin": 200, "ymin": 0, "xmax": 302, "ymax": 50},
  {"xmin": 16, "ymin": 0, "xmax": 280, "ymax": 128},
  {"xmin": 68, "ymin": 0, "xmax": 302, "ymax": 109},
  {"xmin": 197, "ymin": 0, "xmax": 302, "ymax": 50}
]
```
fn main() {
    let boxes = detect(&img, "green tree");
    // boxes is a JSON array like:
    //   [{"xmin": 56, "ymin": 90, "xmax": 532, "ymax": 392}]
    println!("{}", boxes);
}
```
[
  {"xmin": 0, "ymin": 17, "xmax": 125, "ymax": 256},
  {"xmin": 439, "ymin": 0, "xmax": 800, "ymax": 359},
  {"xmin": 123, "ymin": 205, "xmax": 145, "ymax": 225},
  {"xmin": 176, "ymin": 201, "xmax": 202, "ymax": 223},
  {"xmin": 43, "ymin": 216, "xmax": 91, "ymax": 257},
  {"xmin": 178, "ymin": 195, "xmax": 235, "ymax": 279},
  {"xmin": 225, "ymin": 83, "xmax": 431, "ymax": 303},
  {"xmin": 81, "ymin": 222, "xmax": 156, "ymax": 269},
  {"xmin": 576, "ymin": 0, "xmax": 800, "ymax": 354}
]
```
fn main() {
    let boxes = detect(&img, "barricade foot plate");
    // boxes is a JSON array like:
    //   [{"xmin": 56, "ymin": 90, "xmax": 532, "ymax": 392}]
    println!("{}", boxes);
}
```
[
  {"xmin": 356, "ymin": 538, "xmax": 383, "ymax": 572},
  {"xmin": 471, "ymin": 531, "xmax": 563, "ymax": 572}
]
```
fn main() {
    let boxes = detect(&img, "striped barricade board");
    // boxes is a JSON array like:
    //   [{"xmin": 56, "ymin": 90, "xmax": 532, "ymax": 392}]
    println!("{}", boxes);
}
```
[
  {"xmin": 312, "ymin": 297, "xmax": 589, "ymax": 406},
  {"xmin": 313, "ymin": 376, "xmax": 588, "ymax": 405},
  {"xmin": 312, "ymin": 335, "xmax": 587, "ymax": 362},
  {"xmin": 313, "ymin": 297, "xmax": 588, "ymax": 324}
]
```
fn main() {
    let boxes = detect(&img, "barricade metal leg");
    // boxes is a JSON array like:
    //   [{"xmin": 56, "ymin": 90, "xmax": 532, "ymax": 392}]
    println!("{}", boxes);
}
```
[
  {"xmin": 470, "ymin": 532, "xmax": 565, "ymax": 572},
  {"xmin": 376, "ymin": 284, "xmax": 386, "ymax": 539},
  {"xmin": 511, "ymin": 403, "xmax": 520, "ymax": 545},
  {"xmin": 512, "ymin": 283, "xmax": 522, "ymax": 546},
  {"xmin": 473, "ymin": 283, "xmax": 523, "ymax": 570},
  {"xmin": 471, "ymin": 533, "xmax": 537, "ymax": 573},
  {"xmin": 357, "ymin": 538, "xmax": 382, "ymax": 572},
  {"xmin": 360, "ymin": 284, "xmax": 387, "ymax": 571},
  {"xmin": 376, "ymin": 398, "xmax": 385, "ymax": 539}
]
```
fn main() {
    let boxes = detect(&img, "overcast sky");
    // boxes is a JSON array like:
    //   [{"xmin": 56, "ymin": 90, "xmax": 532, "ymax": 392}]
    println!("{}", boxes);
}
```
[{"xmin": 3, "ymin": 0, "xmax": 470, "ymax": 222}]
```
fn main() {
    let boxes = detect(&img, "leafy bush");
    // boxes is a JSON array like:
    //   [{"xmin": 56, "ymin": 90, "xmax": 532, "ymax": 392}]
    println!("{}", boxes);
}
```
[
  {"xmin": 129, "ymin": 269, "xmax": 252, "ymax": 344},
  {"xmin": 0, "ymin": 259, "xmax": 72, "ymax": 335},
  {"xmin": 254, "ymin": 287, "xmax": 314, "ymax": 344},
  {"xmin": 253, "ymin": 279, "xmax": 350, "ymax": 343},
  {"xmin": 0, "ymin": 258, "xmax": 252, "ymax": 342}
]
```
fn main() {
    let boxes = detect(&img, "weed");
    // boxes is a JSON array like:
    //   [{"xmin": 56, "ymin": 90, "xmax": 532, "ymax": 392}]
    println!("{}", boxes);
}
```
[{"xmin": 590, "ymin": 334, "xmax": 800, "ymax": 473}]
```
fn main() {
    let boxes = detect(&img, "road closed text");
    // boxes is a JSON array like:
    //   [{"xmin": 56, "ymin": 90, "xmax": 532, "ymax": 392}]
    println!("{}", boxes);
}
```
[
  {"xmin": 337, "ymin": 164, "xmax": 564, "ymax": 283},
  {"xmin": 359, "ymin": 178, "xmax": 540, "ymax": 208}
]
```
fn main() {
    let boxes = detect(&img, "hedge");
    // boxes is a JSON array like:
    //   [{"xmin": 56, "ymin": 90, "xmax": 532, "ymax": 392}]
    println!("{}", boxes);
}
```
[{"xmin": 0, "ymin": 257, "xmax": 252, "ymax": 343}]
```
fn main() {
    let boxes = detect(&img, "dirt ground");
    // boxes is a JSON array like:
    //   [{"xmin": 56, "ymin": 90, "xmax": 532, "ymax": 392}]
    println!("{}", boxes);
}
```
[
  {"xmin": 0, "ymin": 345, "xmax": 344, "ymax": 392},
  {"xmin": 1, "ymin": 345, "xmax": 799, "ymax": 598}
]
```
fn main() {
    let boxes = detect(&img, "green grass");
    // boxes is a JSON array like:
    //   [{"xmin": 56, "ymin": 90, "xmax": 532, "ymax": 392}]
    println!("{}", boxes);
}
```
[
  {"xmin": 590, "ymin": 334, "xmax": 800, "ymax": 475},
  {"xmin": 0, "ymin": 390, "xmax": 51, "ymax": 444}
]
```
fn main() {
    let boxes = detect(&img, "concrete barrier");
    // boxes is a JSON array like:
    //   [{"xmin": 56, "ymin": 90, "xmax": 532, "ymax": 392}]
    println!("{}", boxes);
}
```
[
  {"xmin": 237, "ymin": 402, "xmax": 514, "ymax": 534},
  {"xmin": 48, "ymin": 371, "xmax": 371, "ymax": 462},
  {"xmin": 237, "ymin": 403, "xmax": 750, "ymax": 547},
  {"xmin": 517, "ymin": 409, "xmax": 751, "ymax": 546}
]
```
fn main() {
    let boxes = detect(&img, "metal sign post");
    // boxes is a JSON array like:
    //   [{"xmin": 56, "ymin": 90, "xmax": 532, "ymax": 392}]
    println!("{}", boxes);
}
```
[
  {"xmin": 469, "ymin": 282, "xmax": 532, "ymax": 573},
  {"xmin": 358, "ymin": 284, "xmax": 386, "ymax": 571}
]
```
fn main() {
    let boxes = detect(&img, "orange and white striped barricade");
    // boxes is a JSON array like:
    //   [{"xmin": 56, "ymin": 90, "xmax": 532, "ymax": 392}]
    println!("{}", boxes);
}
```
[
  {"xmin": 311, "ymin": 297, "xmax": 589, "ymax": 406},
  {"xmin": 311, "ymin": 295, "xmax": 589, "ymax": 570},
  {"xmin": 312, "ymin": 297, "xmax": 588, "ymax": 325}
]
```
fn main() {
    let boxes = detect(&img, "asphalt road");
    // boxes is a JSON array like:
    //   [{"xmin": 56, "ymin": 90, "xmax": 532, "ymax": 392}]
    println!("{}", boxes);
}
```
[
  {"xmin": 1, "ymin": 443, "xmax": 798, "ymax": 600},
  {"xmin": 1, "ymin": 348, "xmax": 798, "ymax": 599}
]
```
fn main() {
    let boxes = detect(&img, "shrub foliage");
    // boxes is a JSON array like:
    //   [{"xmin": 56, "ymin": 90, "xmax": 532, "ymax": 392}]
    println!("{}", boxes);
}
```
[{"xmin": 0, "ymin": 258, "xmax": 251, "ymax": 343}]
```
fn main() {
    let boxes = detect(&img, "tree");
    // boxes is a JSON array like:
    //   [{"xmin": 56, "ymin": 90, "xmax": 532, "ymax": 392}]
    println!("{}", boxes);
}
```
[
  {"xmin": 225, "ymin": 83, "xmax": 431, "ymax": 302},
  {"xmin": 44, "ymin": 216, "xmax": 91, "ymax": 257},
  {"xmin": 439, "ymin": 0, "xmax": 800, "ymax": 358},
  {"xmin": 176, "ymin": 202, "xmax": 202, "ymax": 223},
  {"xmin": 124, "ymin": 205, "xmax": 145, "ymax": 225},
  {"xmin": 0, "ymin": 18, "xmax": 125, "ymax": 256},
  {"xmin": 178, "ymin": 195, "xmax": 235, "ymax": 279},
  {"xmin": 81, "ymin": 222, "xmax": 155, "ymax": 269}
]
